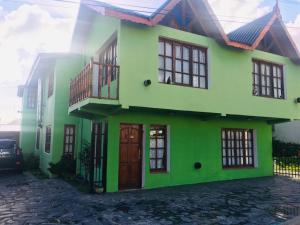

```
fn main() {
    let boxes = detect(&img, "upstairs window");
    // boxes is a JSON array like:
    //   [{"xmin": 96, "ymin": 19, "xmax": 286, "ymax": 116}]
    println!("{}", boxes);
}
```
[
  {"xmin": 99, "ymin": 39, "xmax": 117, "ymax": 85},
  {"xmin": 252, "ymin": 60, "xmax": 284, "ymax": 99},
  {"xmin": 150, "ymin": 125, "xmax": 168, "ymax": 172},
  {"xmin": 27, "ymin": 86, "xmax": 37, "ymax": 109},
  {"xmin": 45, "ymin": 126, "xmax": 51, "ymax": 153},
  {"xmin": 159, "ymin": 38, "xmax": 208, "ymax": 89},
  {"xmin": 221, "ymin": 129, "xmax": 255, "ymax": 168},
  {"xmin": 48, "ymin": 73, "xmax": 54, "ymax": 98},
  {"xmin": 63, "ymin": 125, "xmax": 75, "ymax": 157}
]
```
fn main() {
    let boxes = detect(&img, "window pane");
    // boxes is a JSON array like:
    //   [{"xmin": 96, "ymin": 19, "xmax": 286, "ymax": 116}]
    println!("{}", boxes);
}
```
[
  {"xmin": 150, "ymin": 160, "xmax": 156, "ymax": 169},
  {"xmin": 165, "ymin": 72, "xmax": 172, "ymax": 83},
  {"xmin": 159, "ymin": 41, "xmax": 164, "ymax": 55},
  {"xmin": 175, "ymin": 45, "xmax": 181, "ymax": 58},
  {"xmin": 150, "ymin": 139, "xmax": 156, "ymax": 148},
  {"xmin": 183, "ymin": 75, "xmax": 190, "ymax": 85},
  {"xmin": 193, "ymin": 63, "xmax": 199, "ymax": 75},
  {"xmin": 193, "ymin": 49, "xmax": 199, "ymax": 62},
  {"xmin": 157, "ymin": 139, "xmax": 164, "ymax": 148},
  {"xmin": 200, "ymin": 64, "xmax": 205, "ymax": 76},
  {"xmin": 183, "ymin": 61, "xmax": 189, "ymax": 73},
  {"xmin": 183, "ymin": 47, "xmax": 189, "ymax": 60},
  {"xmin": 200, "ymin": 51, "xmax": 206, "ymax": 63},
  {"xmin": 157, "ymin": 149, "xmax": 164, "ymax": 158},
  {"xmin": 166, "ymin": 43, "xmax": 172, "ymax": 56},
  {"xmin": 159, "ymin": 57, "xmax": 164, "ymax": 69},
  {"xmin": 175, "ymin": 60, "xmax": 182, "ymax": 72},
  {"xmin": 175, "ymin": 73, "xmax": 182, "ymax": 83},
  {"xmin": 166, "ymin": 58, "xmax": 172, "ymax": 70},
  {"xmin": 200, "ymin": 77, "xmax": 206, "ymax": 88},
  {"xmin": 150, "ymin": 149, "xmax": 156, "ymax": 158},
  {"xmin": 157, "ymin": 159, "xmax": 163, "ymax": 169},
  {"xmin": 159, "ymin": 71, "xmax": 164, "ymax": 82},
  {"xmin": 193, "ymin": 76, "xmax": 199, "ymax": 87}
]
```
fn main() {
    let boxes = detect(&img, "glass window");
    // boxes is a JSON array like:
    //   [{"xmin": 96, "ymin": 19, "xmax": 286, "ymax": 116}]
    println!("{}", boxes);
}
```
[
  {"xmin": 63, "ymin": 125, "xmax": 76, "ymax": 157},
  {"xmin": 150, "ymin": 125, "xmax": 168, "ymax": 172},
  {"xmin": 221, "ymin": 129, "xmax": 255, "ymax": 168},
  {"xmin": 252, "ymin": 60, "xmax": 284, "ymax": 99},
  {"xmin": 159, "ymin": 38, "xmax": 207, "ymax": 89}
]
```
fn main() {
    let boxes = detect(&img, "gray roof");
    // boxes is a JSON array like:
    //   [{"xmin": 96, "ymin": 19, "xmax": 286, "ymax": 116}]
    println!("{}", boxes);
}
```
[{"xmin": 228, "ymin": 12, "xmax": 273, "ymax": 46}]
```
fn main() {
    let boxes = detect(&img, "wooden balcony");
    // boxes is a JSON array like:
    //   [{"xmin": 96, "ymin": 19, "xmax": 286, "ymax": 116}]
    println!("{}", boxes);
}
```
[{"xmin": 69, "ymin": 61, "xmax": 120, "ymax": 106}]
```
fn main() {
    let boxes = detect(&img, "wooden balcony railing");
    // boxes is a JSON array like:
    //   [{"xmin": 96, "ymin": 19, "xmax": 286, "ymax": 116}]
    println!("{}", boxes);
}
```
[{"xmin": 69, "ymin": 61, "xmax": 120, "ymax": 106}]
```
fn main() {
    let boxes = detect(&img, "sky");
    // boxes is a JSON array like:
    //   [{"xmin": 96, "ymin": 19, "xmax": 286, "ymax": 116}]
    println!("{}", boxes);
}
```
[{"xmin": 0, "ymin": 0, "xmax": 300, "ymax": 124}]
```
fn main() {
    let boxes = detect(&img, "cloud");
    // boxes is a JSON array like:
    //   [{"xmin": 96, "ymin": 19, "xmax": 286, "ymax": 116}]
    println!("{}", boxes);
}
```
[
  {"xmin": 0, "ymin": 3, "xmax": 78, "ymax": 123},
  {"xmin": 287, "ymin": 14, "xmax": 300, "ymax": 51},
  {"xmin": 208, "ymin": 0, "xmax": 271, "ymax": 32}
]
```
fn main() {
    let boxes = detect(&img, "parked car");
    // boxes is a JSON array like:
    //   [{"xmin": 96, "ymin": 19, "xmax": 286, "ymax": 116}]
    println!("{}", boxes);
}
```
[{"xmin": 0, "ymin": 139, "xmax": 23, "ymax": 173}]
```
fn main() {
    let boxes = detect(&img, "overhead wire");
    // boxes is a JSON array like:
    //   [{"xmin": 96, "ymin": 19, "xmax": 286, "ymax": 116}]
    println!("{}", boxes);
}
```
[{"xmin": 1, "ymin": 0, "xmax": 300, "ymax": 29}]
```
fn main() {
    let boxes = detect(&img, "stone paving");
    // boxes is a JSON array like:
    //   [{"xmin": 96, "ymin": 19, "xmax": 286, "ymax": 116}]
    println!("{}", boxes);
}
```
[{"xmin": 1, "ymin": 172, "xmax": 300, "ymax": 225}]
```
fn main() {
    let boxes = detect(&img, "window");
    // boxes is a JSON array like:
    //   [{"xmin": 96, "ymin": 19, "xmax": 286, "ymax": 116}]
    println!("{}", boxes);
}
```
[
  {"xmin": 63, "ymin": 125, "xmax": 76, "ymax": 156},
  {"xmin": 36, "ymin": 128, "xmax": 40, "ymax": 149},
  {"xmin": 45, "ymin": 126, "xmax": 51, "ymax": 153},
  {"xmin": 150, "ymin": 125, "xmax": 168, "ymax": 172},
  {"xmin": 99, "ymin": 39, "xmax": 117, "ymax": 85},
  {"xmin": 221, "ymin": 129, "xmax": 255, "ymax": 168},
  {"xmin": 159, "ymin": 38, "xmax": 207, "ymax": 88},
  {"xmin": 27, "ymin": 86, "xmax": 37, "ymax": 109},
  {"xmin": 253, "ymin": 60, "xmax": 284, "ymax": 99},
  {"xmin": 48, "ymin": 73, "xmax": 54, "ymax": 97}
]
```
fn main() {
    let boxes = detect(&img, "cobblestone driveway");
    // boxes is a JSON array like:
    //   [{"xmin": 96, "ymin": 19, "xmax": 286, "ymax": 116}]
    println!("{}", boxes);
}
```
[{"xmin": 1, "ymin": 173, "xmax": 300, "ymax": 225}]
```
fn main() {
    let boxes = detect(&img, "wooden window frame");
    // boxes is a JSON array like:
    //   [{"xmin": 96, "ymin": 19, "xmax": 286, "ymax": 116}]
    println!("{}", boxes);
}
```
[
  {"xmin": 45, "ymin": 126, "xmax": 51, "ymax": 153},
  {"xmin": 159, "ymin": 38, "xmax": 208, "ymax": 89},
  {"xmin": 150, "ymin": 125, "xmax": 168, "ymax": 173},
  {"xmin": 252, "ymin": 59, "xmax": 284, "ymax": 99},
  {"xmin": 48, "ymin": 73, "xmax": 54, "ymax": 98},
  {"xmin": 63, "ymin": 125, "xmax": 76, "ymax": 157},
  {"xmin": 221, "ymin": 128, "xmax": 255, "ymax": 169},
  {"xmin": 99, "ymin": 39, "xmax": 117, "ymax": 85},
  {"xmin": 27, "ymin": 86, "xmax": 37, "ymax": 109}
]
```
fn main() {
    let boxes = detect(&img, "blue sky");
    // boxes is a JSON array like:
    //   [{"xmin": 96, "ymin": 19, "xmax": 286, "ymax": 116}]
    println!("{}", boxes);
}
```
[{"xmin": 0, "ymin": 0, "xmax": 299, "ymax": 124}]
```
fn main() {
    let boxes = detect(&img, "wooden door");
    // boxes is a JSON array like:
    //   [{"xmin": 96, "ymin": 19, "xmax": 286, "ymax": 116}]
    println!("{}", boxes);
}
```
[{"xmin": 119, "ymin": 124, "xmax": 142, "ymax": 190}]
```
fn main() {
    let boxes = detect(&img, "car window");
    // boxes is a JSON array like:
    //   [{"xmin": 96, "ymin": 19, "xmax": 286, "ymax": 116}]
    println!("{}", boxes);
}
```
[{"xmin": 0, "ymin": 141, "xmax": 16, "ymax": 149}]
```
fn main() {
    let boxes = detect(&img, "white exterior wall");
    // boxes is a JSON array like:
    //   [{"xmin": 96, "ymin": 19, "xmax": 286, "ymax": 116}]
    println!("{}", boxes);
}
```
[{"xmin": 274, "ymin": 121, "xmax": 300, "ymax": 144}]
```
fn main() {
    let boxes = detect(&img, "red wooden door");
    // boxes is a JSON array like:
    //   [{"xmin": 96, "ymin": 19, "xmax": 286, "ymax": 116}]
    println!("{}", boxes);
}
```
[{"xmin": 119, "ymin": 124, "xmax": 142, "ymax": 190}]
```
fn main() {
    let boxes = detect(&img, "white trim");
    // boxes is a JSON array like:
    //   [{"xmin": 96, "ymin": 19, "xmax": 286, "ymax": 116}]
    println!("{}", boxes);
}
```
[
  {"xmin": 167, "ymin": 125, "xmax": 171, "ymax": 172},
  {"xmin": 142, "ymin": 125, "xmax": 146, "ymax": 188},
  {"xmin": 207, "ymin": 48, "xmax": 211, "ymax": 89},
  {"xmin": 253, "ymin": 129, "xmax": 259, "ymax": 168},
  {"xmin": 283, "ymin": 65, "xmax": 287, "ymax": 100}
]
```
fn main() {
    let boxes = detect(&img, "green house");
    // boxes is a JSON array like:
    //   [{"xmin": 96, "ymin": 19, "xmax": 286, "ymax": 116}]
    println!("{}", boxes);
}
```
[{"xmin": 18, "ymin": 0, "xmax": 300, "ymax": 192}]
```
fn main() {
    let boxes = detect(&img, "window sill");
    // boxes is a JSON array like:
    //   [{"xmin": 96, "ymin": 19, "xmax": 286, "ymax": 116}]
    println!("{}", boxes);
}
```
[
  {"xmin": 150, "ymin": 170, "xmax": 169, "ymax": 174},
  {"xmin": 158, "ymin": 82, "xmax": 208, "ymax": 90},
  {"xmin": 223, "ymin": 166, "xmax": 256, "ymax": 170},
  {"xmin": 253, "ymin": 95, "xmax": 285, "ymax": 100}
]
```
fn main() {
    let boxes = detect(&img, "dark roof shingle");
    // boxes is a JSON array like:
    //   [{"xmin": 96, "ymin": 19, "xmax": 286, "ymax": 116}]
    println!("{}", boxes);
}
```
[{"xmin": 228, "ymin": 12, "xmax": 273, "ymax": 46}]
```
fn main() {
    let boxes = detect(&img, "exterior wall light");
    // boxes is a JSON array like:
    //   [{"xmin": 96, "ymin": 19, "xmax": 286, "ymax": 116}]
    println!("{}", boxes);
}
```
[
  {"xmin": 194, "ymin": 162, "xmax": 202, "ymax": 170},
  {"xmin": 144, "ymin": 80, "xmax": 151, "ymax": 87}
]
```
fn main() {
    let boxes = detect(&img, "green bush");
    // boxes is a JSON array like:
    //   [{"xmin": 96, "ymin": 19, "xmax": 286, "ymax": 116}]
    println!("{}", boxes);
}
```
[
  {"xmin": 79, "ymin": 141, "xmax": 92, "ymax": 182},
  {"xmin": 273, "ymin": 139, "xmax": 300, "ymax": 157},
  {"xmin": 48, "ymin": 155, "xmax": 76, "ymax": 178},
  {"xmin": 24, "ymin": 153, "xmax": 39, "ymax": 171}
]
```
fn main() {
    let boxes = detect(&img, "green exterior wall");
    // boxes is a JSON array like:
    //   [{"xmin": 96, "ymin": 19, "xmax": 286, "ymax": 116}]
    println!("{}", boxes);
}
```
[
  {"xmin": 19, "ymin": 87, "xmax": 37, "ymax": 158},
  {"xmin": 20, "ymin": 8, "xmax": 300, "ymax": 192},
  {"xmin": 105, "ymin": 111, "xmax": 273, "ymax": 192},
  {"xmin": 117, "ymin": 23, "xmax": 300, "ymax": 120}
]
